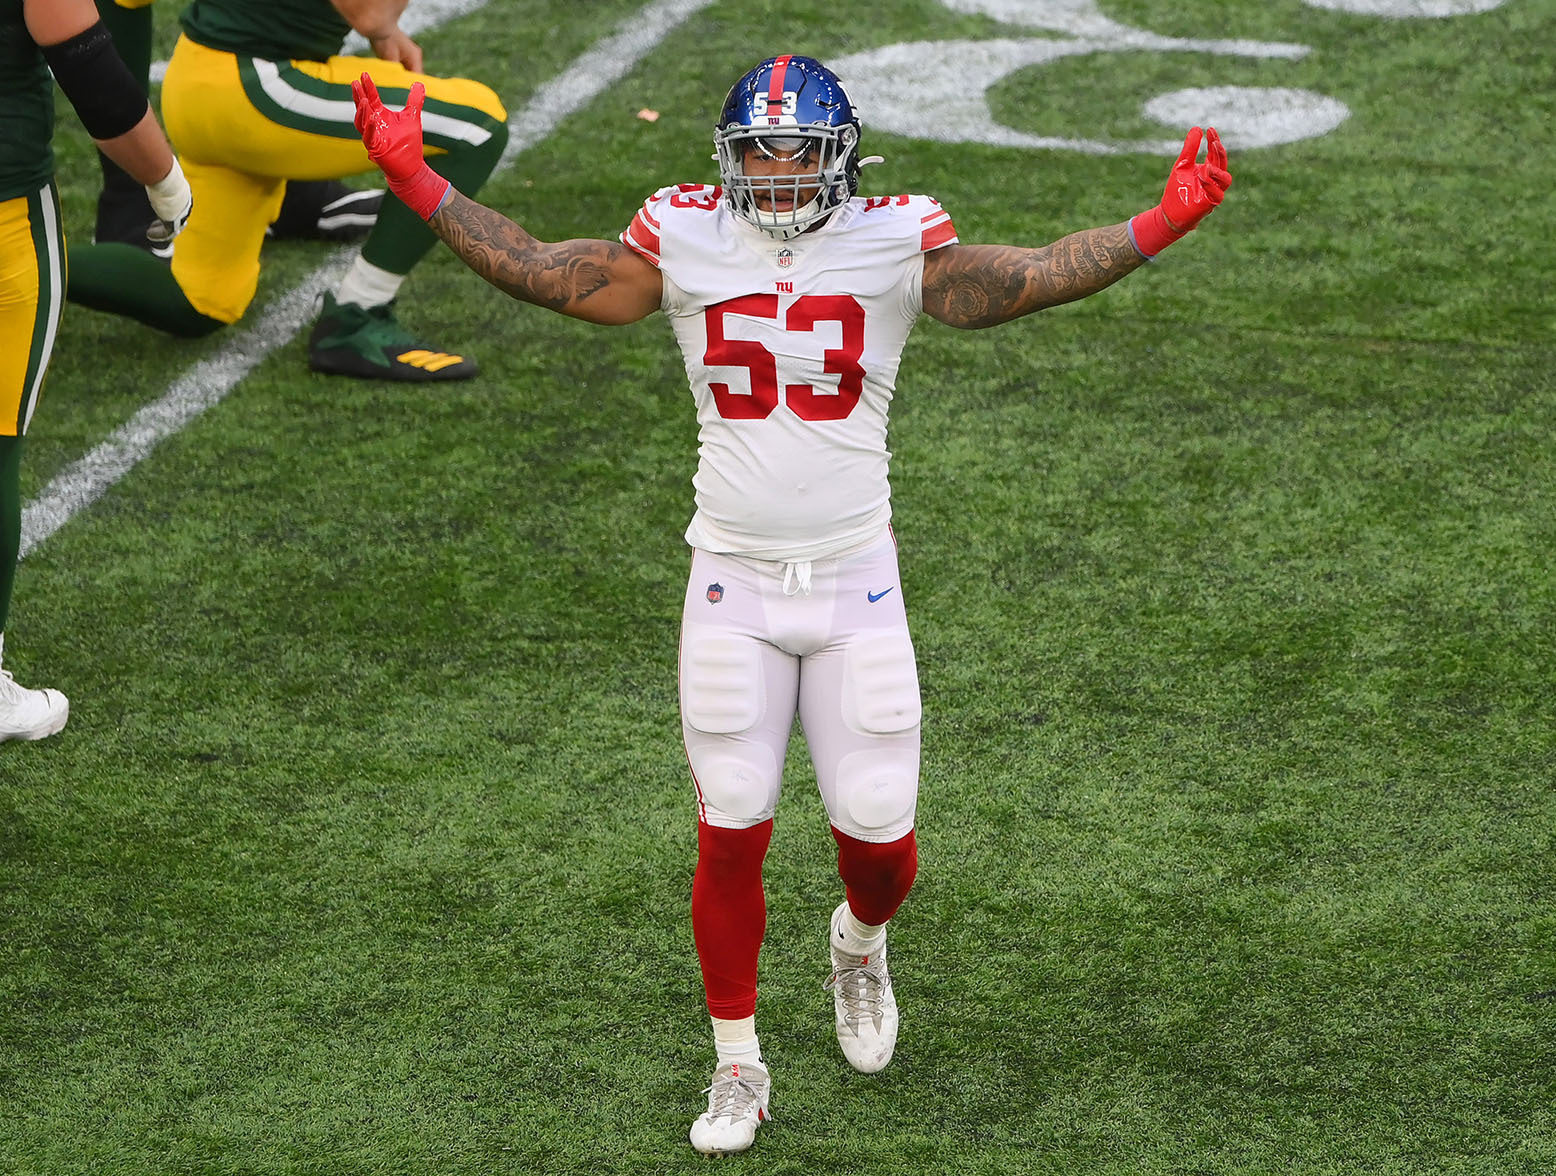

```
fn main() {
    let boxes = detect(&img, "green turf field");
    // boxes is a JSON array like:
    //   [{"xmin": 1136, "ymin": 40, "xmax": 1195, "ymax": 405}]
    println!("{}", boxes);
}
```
[{"xmin": 4, "ymin": 1, "xmax": 1554, "ymax": 1172}]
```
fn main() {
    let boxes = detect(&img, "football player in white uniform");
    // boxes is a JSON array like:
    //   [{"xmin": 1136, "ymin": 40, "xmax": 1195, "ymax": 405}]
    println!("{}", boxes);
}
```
[{"xmin": 350, "ymin": 53, "xmax": 1231, "ymax": 1155}]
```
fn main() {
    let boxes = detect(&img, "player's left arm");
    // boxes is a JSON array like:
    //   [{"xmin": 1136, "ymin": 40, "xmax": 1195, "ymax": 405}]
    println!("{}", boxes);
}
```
[
  {"xmin": 26, "ymin": 0, "xmax": 192, "ymax": 242},
  {"xmin": 922, "ymin": 224, "xmax": 1143, "ymax": 329},
  {"xmin": 923, "ymin": 126, "xmax": 1230, "ymax": 330}
]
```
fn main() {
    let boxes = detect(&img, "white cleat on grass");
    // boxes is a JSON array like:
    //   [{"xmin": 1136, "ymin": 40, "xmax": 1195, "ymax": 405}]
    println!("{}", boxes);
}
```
[
  {"xmin": 825, "ymin": 901, "xmax": 899, "ymax": 1073},
  {"xmin": 0, "ymin": 666, "xmax": 68, "ymax": 743},
  {"xmin": 689, "ymin": 1059, "xmax": 771, "ymax": 1156}
]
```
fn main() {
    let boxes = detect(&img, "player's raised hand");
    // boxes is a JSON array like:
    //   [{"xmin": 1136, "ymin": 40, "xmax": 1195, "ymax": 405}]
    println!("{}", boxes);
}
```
[
  {"xmin": 351, "ymin": 73, "xmax": 451, "ymax": 219},
  {"xmin": 1129, "ymin": 126, "xmax": 1232, "ymax": 258},
  {"xmin": 1161, "ymin": 126, "xmax": 1231, "ymax": 232},
  {"xmin": 352, "ymin": 74, "xmax": 426, "ymax": 179}
]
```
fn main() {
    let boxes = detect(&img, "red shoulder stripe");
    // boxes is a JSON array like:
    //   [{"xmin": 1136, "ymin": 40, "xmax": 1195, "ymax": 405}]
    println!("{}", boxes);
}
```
[
  {"xmin": 921, "ymin": 217, "xmax": 958, "ymax": 251},
  {"xmin": 622, "ymin": 210, "xmax": 662, "ymax": 266}
]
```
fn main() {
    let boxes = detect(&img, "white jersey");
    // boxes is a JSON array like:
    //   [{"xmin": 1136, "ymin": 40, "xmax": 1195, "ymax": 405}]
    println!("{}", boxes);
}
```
[{"xmin": 621, "ymin": 185, "xmax": 958, "ymax": 563}]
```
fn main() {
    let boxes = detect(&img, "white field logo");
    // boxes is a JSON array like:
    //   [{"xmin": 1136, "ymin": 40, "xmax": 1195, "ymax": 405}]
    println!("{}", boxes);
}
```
[{"xmin": 832, "ymin": 0, "xmax": 1511, "ymax": 154}]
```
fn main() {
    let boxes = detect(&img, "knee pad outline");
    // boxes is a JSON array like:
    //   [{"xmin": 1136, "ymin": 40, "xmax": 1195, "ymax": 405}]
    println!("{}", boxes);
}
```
[
  {"xmin": 834, "ymin": 748, "xmax": 918, "ymax": 835},
  {"xmin": 690, "ymin": 748, "xmax": 780, "ymax": 824}
]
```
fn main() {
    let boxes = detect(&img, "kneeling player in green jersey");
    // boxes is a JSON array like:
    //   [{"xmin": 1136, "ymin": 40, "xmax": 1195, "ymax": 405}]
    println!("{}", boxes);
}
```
[
  {"xmin": 68, "ymin": 0, "xmax": 509, "ymax": 381},
  {"xmin": 88, "ymin": 0, "xmax": 384, "ymax": 257}
]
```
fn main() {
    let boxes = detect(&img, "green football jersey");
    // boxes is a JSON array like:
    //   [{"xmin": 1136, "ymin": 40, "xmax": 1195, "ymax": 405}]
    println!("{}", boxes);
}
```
[
  {"xmin": 0, "ymin": 0, "xmax": 57, "ymax": 201},
  {"xmin": 180, "ymin": 0, "xmax": 352, "ymax": 63}
]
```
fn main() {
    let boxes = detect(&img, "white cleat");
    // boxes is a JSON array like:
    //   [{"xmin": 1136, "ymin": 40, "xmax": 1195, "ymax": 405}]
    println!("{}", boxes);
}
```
[
  {"xmin": 0, "ymin": 666, "xmax": 69, "ymax": 743},
  {"xmin": 825, "ymin": 901, "xmax": 899, "ymax": 1073},
  {"xmin": 689, "ymin": 1059, "xmax": 771, "ymax": 1156}
]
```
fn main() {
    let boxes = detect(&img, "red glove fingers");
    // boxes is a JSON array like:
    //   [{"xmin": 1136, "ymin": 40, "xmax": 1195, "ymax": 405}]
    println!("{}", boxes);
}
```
[
  {"xmin": 351, "ymin": 72, "xmax": 378, "ymax": 137},
  {"xmin": 351, "ymin": 72, "xmax": 451, "ymax": 220},
  {"xmin": 1206, "ymin": 125, "xmax": 1228, "ymax": 172},
  {"xmin": 1198, "ymin": 125, "xmax": 1231, "ymax": 202},
  {"xmin": 1129, "ymin": 125, "xmax": 1232, "ymax": 258}
]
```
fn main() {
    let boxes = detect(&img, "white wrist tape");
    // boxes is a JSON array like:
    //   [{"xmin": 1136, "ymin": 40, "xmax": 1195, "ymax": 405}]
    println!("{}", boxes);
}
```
[{"xmin": 146, "ymin": 157, "xmax": 191, "ymax": 221}]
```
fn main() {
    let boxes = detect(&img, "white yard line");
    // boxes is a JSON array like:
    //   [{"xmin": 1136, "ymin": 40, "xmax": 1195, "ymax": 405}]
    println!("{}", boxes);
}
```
[{"xmin": 23, "ymin": 0, "xmax": 715, "ymax": 560}]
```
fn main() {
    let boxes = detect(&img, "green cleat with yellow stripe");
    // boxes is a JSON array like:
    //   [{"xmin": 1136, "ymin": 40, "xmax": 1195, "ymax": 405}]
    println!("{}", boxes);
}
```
[{"xmin": 307, "ymin": 292, "xmax": 478, "ymax": 381}]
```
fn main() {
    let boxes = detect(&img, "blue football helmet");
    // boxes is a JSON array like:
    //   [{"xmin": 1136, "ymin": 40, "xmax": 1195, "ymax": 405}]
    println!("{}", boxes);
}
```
[{"xmin": 714, "ymin": 55, "xmax": 863, "ymax": 239}]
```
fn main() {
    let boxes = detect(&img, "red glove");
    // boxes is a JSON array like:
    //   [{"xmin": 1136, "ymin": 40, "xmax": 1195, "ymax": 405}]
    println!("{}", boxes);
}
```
[
  {"xmin": 1130, "ymin": 126, "xmax": 1231, "ymax": 258},
  {"xmin": 351, "ymin": 73, "xmax": 452, "ymax": 220}
]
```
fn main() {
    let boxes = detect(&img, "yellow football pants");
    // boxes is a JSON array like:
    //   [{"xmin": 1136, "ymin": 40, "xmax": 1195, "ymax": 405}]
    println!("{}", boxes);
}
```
[
  {"xmin": 160, "ymin": 35, "xmax": 506, "ymax": 324},
  {"xmin": 0, "ymin": 185, "xmax": 65, "ymax": 438}
]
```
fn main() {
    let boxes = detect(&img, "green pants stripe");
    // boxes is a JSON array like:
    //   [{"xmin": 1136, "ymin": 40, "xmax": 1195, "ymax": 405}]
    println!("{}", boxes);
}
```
[{"xmin": 236, "ymin": 57, "xmax": 504, "ymax": 152}]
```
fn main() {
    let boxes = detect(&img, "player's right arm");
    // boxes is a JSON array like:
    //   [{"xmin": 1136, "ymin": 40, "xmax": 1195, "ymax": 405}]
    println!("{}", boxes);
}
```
[
  {"xmin": 24, "ymin": 0, "xmax": 192, "ymax": 237},
  {"xmin": 351, "ymin": 72, "xmax": 662, "ymax": 324},
  {"xmin": 429, "ymin": 192, "xmax": 662, "ymax": 324}
]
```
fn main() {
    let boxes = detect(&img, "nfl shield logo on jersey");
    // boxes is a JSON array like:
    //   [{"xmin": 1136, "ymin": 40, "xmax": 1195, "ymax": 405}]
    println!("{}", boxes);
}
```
[
  {"xmin": 706, "ymin": 582, "xmax": 724, "ymax": 603},
  {"xmin": 776, "ymin": 249, "xmax": 793, "ymax": 268}
]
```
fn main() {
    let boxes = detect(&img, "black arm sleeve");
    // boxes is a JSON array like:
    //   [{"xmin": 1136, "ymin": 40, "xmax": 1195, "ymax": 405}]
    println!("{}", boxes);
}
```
[{"xmin": 40, "ymin": 20, "xmax": 148, "ymax": 141}]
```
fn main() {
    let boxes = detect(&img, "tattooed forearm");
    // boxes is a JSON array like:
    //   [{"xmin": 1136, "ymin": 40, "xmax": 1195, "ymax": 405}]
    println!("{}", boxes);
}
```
[
  {"xmin": 428, "ymin": 191, "xmax": 621, "ymax": 313},
  {"xmin": 922, "ymin": 222, "xmax": 1147, "ymax": 328}
]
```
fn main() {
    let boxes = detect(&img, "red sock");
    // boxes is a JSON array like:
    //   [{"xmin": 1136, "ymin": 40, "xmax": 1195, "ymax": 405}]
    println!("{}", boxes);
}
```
[
  {"xmin": 831, "ymin": 827, "xmax": 918, "ymax": 926},
  {"xmin": 692, "ymin": 820, "xmax": 773, "ymax": 1019}
]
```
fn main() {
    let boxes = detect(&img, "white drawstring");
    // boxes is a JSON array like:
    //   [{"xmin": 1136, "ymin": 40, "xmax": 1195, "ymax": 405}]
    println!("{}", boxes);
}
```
[{"xmin": 781, "ymin": 560, "xmax": 813, "ymax": 597}]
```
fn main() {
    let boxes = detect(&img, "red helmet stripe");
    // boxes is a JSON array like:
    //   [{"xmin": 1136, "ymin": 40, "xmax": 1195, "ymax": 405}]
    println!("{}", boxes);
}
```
[{"xmin": 767, "ymin": 54, "xmax": 792, "ymax": 108}]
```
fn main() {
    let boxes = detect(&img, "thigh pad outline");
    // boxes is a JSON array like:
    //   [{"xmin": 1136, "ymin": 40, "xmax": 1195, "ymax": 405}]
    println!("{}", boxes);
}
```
[
  {"xmin": 842, "ymin": 631, "xmax": 922, "ymax": 736},
  {"xmin": 681, "ymin": 628, "xmax": 763, "ymax": 735}
]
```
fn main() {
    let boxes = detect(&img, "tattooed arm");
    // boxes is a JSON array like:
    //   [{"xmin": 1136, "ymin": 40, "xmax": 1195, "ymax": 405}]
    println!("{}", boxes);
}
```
[
  {"xmin": 427, "ymin": 191, "xmax": 663, "ymax": 325},
  {"xmin": 923, "ymin": 127, "xmax": 1234, "ymax": 328},
  {"xmin": 920, "ymin": 222, "xmax": 1147, "ymax": 329}
]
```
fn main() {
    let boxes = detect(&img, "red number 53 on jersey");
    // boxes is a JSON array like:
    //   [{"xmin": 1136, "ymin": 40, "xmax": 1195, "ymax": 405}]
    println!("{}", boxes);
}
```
[{"xmin": 703, "ymin": 294, "xmax": 866, "ymax": 421}]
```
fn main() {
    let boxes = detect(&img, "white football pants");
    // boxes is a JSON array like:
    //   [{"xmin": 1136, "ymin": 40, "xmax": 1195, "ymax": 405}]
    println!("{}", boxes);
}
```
[{"xmin": 678, "ymin": 530, "xmax": 921, "ymax": 843}]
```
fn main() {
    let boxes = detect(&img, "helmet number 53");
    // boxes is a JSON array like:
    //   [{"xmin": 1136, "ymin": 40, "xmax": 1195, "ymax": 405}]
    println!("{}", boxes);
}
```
[
  {"xmin": 751, "ymin": 91, "xmax": 799, "ymax": 119},
  {"xmin": 704, "ymin": 294, "xmax": 866, "ymax": 421}
]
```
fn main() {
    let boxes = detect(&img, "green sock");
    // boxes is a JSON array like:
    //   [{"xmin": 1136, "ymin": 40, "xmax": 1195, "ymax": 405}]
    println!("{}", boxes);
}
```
[
  {"xmin": 360, "ymin": 118, "xmax": 509, "ymax": 276},
  {"xmin": 66, "ymin": 243, "xmax": 224, "ymax": 338},
  {"xmin": 0, "ymin": 435, "xmax": 22, "ymax": 634}
]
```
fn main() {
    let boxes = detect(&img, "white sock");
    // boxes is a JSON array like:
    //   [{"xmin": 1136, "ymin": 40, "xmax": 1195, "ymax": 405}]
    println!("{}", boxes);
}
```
[
  {"xmin": 833, "ymin": 904, "xmax": 887, "ymax": 959},
  {"xmin": 711, "ymin": 1015, "xmax": 762, "ymax": 1069},
  {"xmin": 333, "ymin": 256, "xmax": 404, "ymax": 310}
]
